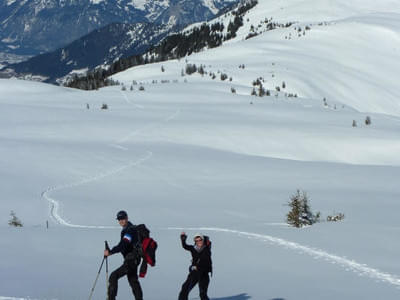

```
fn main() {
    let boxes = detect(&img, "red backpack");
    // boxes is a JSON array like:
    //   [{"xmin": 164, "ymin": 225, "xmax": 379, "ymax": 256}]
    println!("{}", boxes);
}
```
[{"xmin": 136, "ymin": 224, "xmax": 158, "ymax": 278}]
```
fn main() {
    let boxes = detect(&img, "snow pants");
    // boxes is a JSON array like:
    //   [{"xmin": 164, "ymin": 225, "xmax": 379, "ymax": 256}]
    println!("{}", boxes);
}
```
[
  {"xmin": 178, "ymin": 271, "xmax": 210, "ymax": 300},
  {"xmin": 108, "ymin": 254, "xmax": 143, "ymax": 300}
]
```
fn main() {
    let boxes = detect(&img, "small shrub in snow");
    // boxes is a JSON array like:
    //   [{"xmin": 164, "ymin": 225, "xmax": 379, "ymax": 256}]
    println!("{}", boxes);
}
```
[
  {"xmin": 132, "ymin": 80, "xmax": 138, "ymax": 85},
  {"xmin": 211, "ymin": 73, "xmax": 216, "ymax": 80},
  {"xmin": 251, "ymin": 88, "xmax": 257, "ymax": 96},
  {"xmin": 161, "ymin": 65, "xmax": 165, "ymax": 72},
  {"xmin": 139, "ymin": 86, "xmax": 145, "ymax": 91},
  {"xmin": 130, "ymin": 85, "xmax": 133, "ymax": 91},
  {"xmin": 198, "ymin": 65, "xmax": 205, "ymax": 76},
  {"xmin": 327, "ymin": 213, "xmax": 345, "ymax": 222},
  {"xmin": 365, "ymin": 116, "xmax": 372, "ymax": 125},
  {"xmin": 282, "ymin": 81, "xmax": 286, "ymax": 89},
  {"xmin": 101, "ymin": 103, "xmax": 108, "ymax": 110},
  {"xmin": 185, "ymin": 64, "xmax": 197, "ymax": 75},
  {"xmin": 252, "ymin": 78, "xmax": 262, "ymax": 86},
  {"xmin": 8, "ymin": 211, "xmax": 23, "ymax": 227},
  {"xmin": 275, "ymin": 86, "xmax": 280, "ymax": 92},
  {"xmin": 121, "ymin": 85, "xmax": 126, "ymax": 91},
  {"xmin": 266, "ymin": 89, "xmax": 271, "ymax": 96},
  {"xmin": 352, "ymin": 120, "xmax": 357, "ymax": 127},
  {"xmin": 231, "ymin": 87, "xmax": 236, "ymax": 94},
  {"xmin": 220, "ymin": 73, "xmax": 228, "ymax": 81}
]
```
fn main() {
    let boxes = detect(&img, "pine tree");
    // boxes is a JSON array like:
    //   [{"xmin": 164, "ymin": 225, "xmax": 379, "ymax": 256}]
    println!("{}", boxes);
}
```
[
  {"xmin": 287, "ymin": 190, "xmax": 303, "ymax": 228},
  {"xmin": 300, "ymin": 191, "xmax": 313, "ymax": 225},
  {"xmin": 287, "ymin": 190, "xmax": 319, "ymax": 227}
]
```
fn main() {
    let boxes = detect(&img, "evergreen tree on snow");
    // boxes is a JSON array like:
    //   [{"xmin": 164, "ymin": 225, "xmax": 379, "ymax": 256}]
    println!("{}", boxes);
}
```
[{"xmin": 287, "ymin": 190, "xmax": 303, "ymax": 228}]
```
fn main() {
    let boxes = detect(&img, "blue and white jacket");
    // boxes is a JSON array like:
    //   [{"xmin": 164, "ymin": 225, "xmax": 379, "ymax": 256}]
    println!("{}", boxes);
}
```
[{"xmin": 110, "ymin": 221, "xmax": 139, "ymax": 258}]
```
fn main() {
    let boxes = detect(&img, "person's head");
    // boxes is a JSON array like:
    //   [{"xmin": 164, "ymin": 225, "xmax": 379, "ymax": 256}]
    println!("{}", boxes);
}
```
[
  {"xmin": 116, "ymin": 210, "xmax": 128, "ymax": 227},
  {"xmin": 193, "ymin": 233, "xmax": 204, "ymax": 247}
]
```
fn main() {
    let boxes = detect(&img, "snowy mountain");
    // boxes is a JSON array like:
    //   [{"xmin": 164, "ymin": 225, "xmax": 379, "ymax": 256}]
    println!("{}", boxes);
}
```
[
  {"xmin": 4, "ymin": 22, "xmax": 172, "ymax": 83},
  {"xmin": 1, "ymin": 0, "xmax": 400, "ymax": 299},
  {"xmin": 0, "ymin": 0, "xmax": 239, "ymax": 82},
  {"xmin": 0, "ymin": 0, "xmax": 239, "ymax": 56}
]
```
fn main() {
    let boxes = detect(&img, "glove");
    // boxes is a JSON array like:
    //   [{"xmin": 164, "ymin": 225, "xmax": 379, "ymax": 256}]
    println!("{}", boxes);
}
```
[
  {"xmin": 189, "ymin": 266, "xmax": 197, "ymax": 272},
  {"xmin": 181, "ymin": 233, "xmax": 187, "ymax": 241}
]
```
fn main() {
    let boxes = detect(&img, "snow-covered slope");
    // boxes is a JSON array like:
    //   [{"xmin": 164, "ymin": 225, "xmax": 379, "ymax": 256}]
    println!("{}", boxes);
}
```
[
  {"xmin": 1, "ymin": 73, "xmax": 400, "ymax": 299},
  {"xmin": 1, "ymin": 0, "xmax": 400, "ymax": 299},
  {"xmin": 165, "ymin": 0, "xmax": 400, "ymax": 116}
]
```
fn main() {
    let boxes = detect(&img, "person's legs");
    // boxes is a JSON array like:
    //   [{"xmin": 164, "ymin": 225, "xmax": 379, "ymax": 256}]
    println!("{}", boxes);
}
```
[
  {"xmin": 178, "ymin": 272, "xmax": 198, "ymax": 300},
  {"xmin": 108, "ymin": 264, "xmax": 128, "ymax": 300},
  {"xmin": 198, "ymin": 273, "xmax": 210, "ymax": 300},
  {"xmin": 127, "ymin": 263, "xmax": 143, "ymax": 300}
]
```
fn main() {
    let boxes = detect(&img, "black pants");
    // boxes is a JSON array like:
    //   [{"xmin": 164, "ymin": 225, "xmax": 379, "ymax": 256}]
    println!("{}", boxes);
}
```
[
  {"xmin": 178, "ymin": 271, "xmax": 210, "ymax": 300},
  {"xmin": 108, "ymin": 256, "xmax": 143, "ymax": 300}
]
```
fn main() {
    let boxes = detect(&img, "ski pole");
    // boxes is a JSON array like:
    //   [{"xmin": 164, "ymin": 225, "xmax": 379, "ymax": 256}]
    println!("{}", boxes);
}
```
[
  {"xmin": 88, "ymin": 256, "xmax": 105, "ymax": 300},
  {"xmin": 105, "ymin": 241, "xmax": 110, "ymax": 300}
]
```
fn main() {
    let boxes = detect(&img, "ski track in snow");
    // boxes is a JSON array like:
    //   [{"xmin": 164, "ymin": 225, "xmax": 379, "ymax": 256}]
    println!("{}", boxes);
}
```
[
  {"xmin": 41, "ymin": 90, "xmax": 181, "ymax": 229},
  {"xmin": 41, "ymin": 151, "xmax": 152, "ymax": 228},
  {"xmin": 119, "ymin": 90, "xmax": 144, "ymax": 108},
  {"xmin": 168, "ymin": 227, "xmax": 400, "ymax": 289},
  {"xmin": 115, "ymin": 108, "xmax": 180, "ymax": 144},
  {"xmin": 0, "ymin": 297, "xmax": 41, "ymax": 300}
]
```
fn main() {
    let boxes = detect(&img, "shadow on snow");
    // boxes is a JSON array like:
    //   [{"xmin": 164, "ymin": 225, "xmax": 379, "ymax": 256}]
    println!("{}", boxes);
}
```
[
  {"xmin": 211, "ymin": 293, "xmax": 251, "ymax": 300},
  {"xmin": 211, "ymin": 295, "xmax": 286, "ymax": 300}
]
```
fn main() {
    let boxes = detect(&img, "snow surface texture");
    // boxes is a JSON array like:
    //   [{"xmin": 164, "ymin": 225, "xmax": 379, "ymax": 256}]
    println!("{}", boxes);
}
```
[{"xmin": 1, "ymin": 0, "xmax": 400, "ymax": 299}]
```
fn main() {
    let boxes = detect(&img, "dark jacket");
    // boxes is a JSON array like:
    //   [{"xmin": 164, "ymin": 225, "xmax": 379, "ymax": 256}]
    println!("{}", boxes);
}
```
[
  {"xmin": 181, "ymin": 235, "xmax": 212, "ymax": 275},
  {"xmin": 110, "ymin": 221, "xmax": 139, "ymax": 258}
]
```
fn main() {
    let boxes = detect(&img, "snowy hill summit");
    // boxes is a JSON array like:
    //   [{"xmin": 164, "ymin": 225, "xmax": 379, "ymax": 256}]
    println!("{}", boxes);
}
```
[
  {"xmin": 68, "ymin": 0, "xmax": 400, "ymax": 116},
  {"xmin": 182, "ymin": 0, "xmax": 400, "ymax": 116}
]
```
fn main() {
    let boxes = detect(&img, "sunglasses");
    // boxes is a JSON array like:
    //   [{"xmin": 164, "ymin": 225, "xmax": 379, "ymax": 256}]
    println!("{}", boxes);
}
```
[{"xmin": 195, "ymin": 238, "xmax": 203, "ymax": 242}]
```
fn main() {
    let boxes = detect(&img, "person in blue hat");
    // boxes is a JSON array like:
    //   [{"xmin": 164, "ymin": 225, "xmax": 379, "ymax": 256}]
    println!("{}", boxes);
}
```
[{"xmin": 104, "ymin": 210, "xmax": 143, "ymax": 300}]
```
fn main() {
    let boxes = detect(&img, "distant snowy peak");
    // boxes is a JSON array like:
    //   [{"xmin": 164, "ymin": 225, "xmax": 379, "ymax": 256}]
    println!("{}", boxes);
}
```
[
  {"xmin": 1, "ymin": 0, "xmax": 242, "ymax": 82},
  {"xmin": 0, "ymin": 0, "xmax": 240, "ymax": 56}
]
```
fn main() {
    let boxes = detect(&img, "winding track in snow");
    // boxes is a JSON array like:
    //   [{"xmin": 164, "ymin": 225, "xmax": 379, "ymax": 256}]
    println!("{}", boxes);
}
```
[
  {"xmin": 168, "ymin": 227, "xmax": 400, "ymax": 289},
  {"xmin": 41, "ymin": 89, "xmax": 181, "ymax": 228},
  {"xmin": 41, "ymin": 151, "xmax": 153, "ymax": 228}
]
